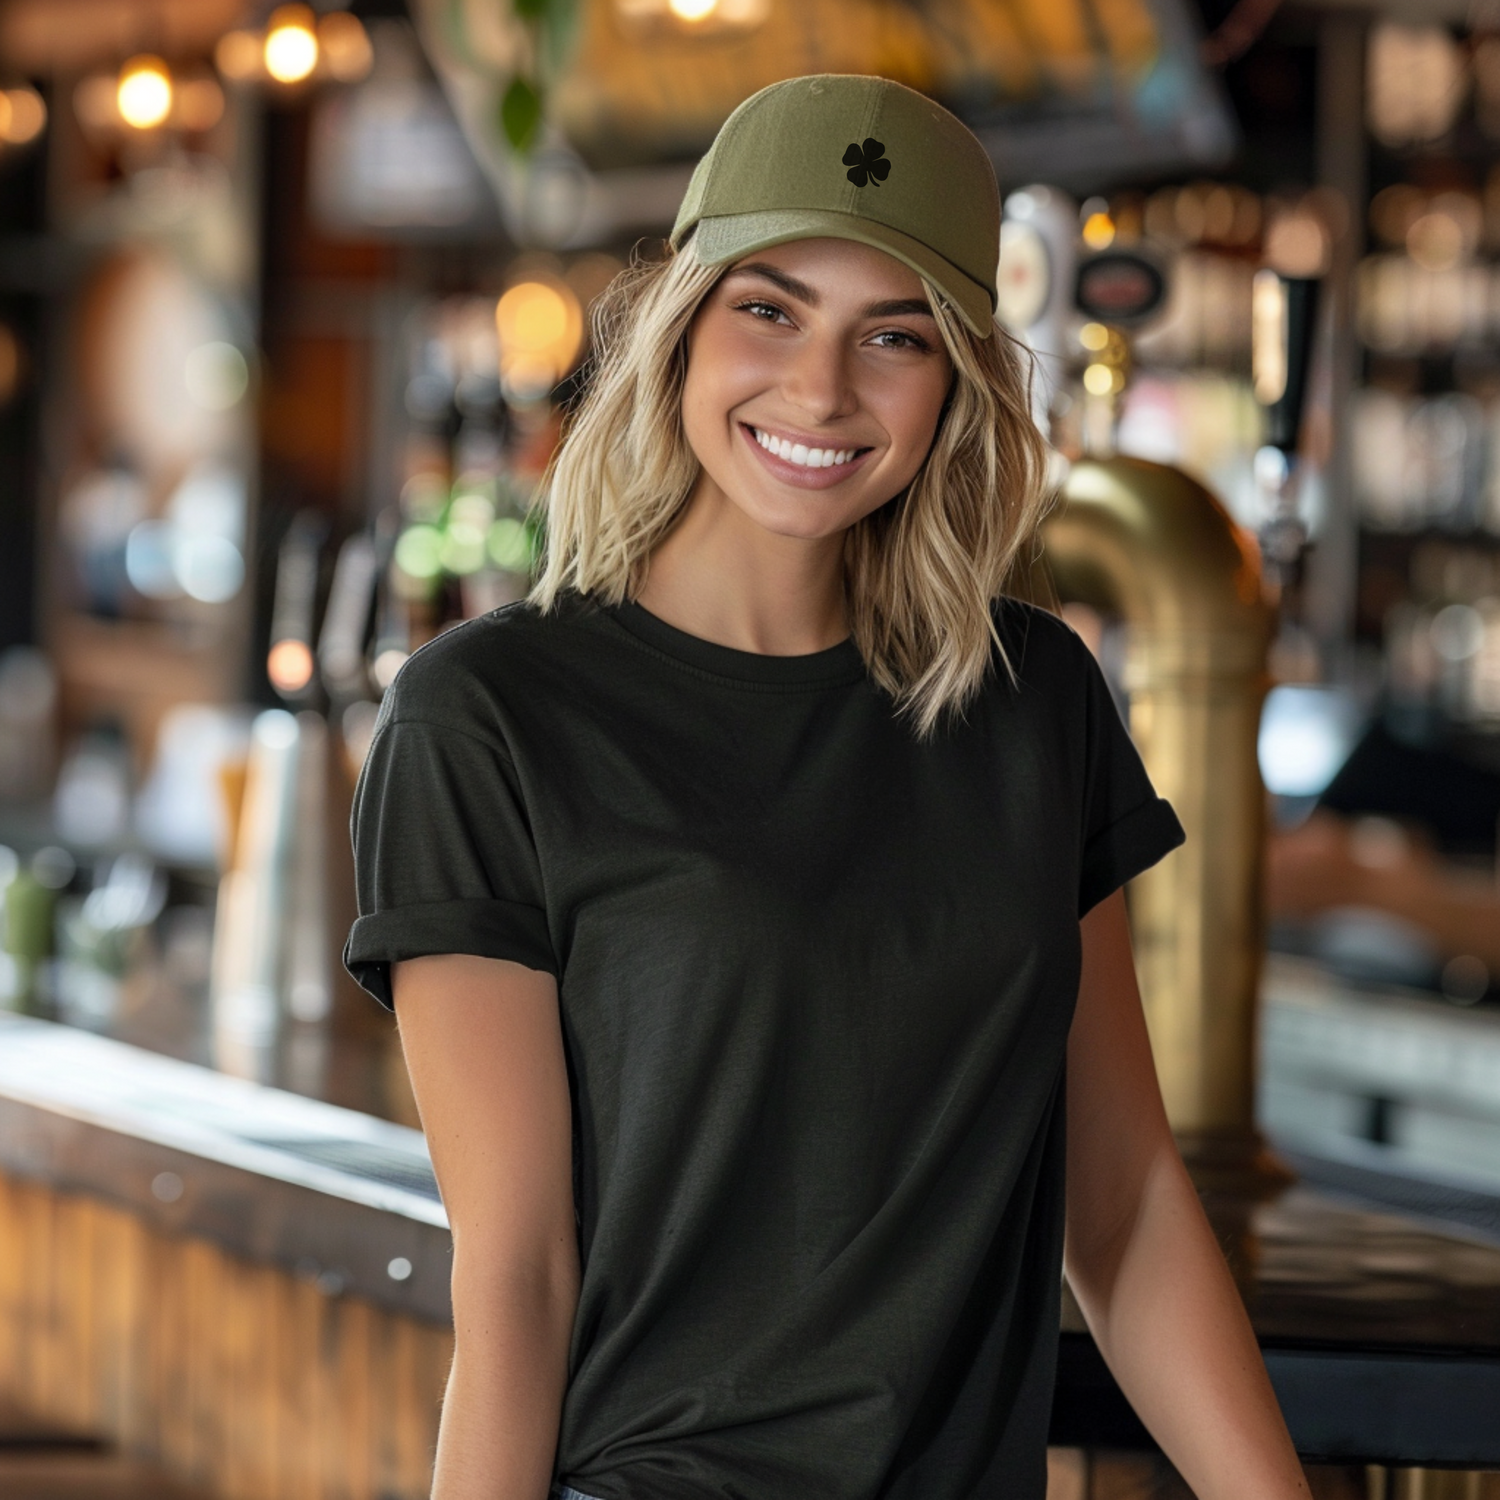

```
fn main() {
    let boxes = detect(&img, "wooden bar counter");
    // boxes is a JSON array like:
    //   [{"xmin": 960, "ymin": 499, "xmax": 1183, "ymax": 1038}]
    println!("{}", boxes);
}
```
[{"xmin": 0, "ymin": 1013, "xmax": 452, "ymax": 1500}]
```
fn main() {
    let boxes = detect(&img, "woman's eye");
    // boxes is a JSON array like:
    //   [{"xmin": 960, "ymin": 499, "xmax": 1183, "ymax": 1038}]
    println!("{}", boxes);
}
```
[
  {"xmin": 735, "ymin": 299, "xmax": 791, "ymax": 324},
  {"xmin": 871, "ymin": 329, "xmax": 929, "ymax": 351}
]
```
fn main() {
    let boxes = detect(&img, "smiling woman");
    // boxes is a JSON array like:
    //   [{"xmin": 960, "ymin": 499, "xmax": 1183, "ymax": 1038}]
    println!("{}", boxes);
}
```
[
  {"xmin": 535, "ymin": 239, "xmax": 1046, "ymax": 732},
  {"xmin": 345, "ymin": 72, "xmax": 1310, "ymax": 1500}
]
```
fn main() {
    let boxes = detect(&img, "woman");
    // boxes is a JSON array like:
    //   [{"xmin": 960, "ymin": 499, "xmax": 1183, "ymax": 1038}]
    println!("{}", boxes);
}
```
[{"xmin": 346, "ymin": 75, "xmax": 1310, "ymax": 1500}]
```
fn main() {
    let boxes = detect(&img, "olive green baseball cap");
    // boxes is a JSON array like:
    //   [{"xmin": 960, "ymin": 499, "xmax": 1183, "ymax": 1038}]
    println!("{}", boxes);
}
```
[{"xmin": 670, "ymin": 74, "xmax": 999, "ymax": 338}]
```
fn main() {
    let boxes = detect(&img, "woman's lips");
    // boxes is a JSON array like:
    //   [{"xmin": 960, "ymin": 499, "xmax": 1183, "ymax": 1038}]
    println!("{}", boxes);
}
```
[{"xmin": 739, "ymin": 422, "xmax": 873, "ymax": 489}]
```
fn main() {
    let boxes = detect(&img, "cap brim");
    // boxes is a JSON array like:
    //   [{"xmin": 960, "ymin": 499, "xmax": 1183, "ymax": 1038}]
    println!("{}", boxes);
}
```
[{"xmin": 690, "ymin": 209, "xmax": 995, "ymax": 339}]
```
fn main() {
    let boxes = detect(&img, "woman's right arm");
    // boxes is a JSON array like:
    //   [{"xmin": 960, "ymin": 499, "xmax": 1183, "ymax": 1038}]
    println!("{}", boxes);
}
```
[{"xmin": 394, "ymin": 953, "xmax": 580, "ymax": 1500}]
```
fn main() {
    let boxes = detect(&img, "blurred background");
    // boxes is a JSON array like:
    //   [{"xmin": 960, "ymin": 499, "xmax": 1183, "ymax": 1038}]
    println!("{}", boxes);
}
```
[{"xmin": 1, "ymin": 0, "xmax": 1499, "ymax": 1496}]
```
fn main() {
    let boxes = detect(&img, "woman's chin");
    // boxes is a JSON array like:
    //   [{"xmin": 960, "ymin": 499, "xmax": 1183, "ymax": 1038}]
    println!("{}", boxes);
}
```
[
  {"xmin": 730, "ymin": 494, "xmax": 866, "ymax": 543},
  {"xmin": 718, "ymin": 471, "xmax": 893, "ymax": 544}
]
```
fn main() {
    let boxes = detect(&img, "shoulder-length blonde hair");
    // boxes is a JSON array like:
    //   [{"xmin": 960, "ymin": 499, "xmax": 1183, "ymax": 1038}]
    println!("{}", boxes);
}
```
[{"xmin": 530, "ymin": 236, "xmax": 1052, "ymax": 736}]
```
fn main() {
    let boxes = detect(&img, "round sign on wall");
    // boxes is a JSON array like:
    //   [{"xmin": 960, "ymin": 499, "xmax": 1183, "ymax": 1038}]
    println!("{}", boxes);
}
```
[{"xmin": 1074, "ymin": 250, "xmax": 1166, "ymax": 326}]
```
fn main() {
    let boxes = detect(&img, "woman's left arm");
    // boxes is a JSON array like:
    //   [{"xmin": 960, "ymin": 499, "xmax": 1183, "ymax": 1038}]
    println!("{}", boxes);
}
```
[{"xmin": 1065, "ymin": 889, "xmax": 1310, "ymax": 1500}]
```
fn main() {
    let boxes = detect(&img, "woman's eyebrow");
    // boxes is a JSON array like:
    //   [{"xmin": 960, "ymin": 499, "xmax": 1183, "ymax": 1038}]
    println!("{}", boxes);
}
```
[
  {"xmin": 864, "ymin": 297, "xmax": 936, "ymax": 319},
  {"xmin": 727, "ymin": 263, "xmax": 818, "ymax": 302}
]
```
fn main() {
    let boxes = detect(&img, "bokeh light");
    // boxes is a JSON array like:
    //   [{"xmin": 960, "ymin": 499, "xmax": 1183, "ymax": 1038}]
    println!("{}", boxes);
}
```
[
  {"xmin": 264, "ymin": 6, "xmax": 320, "ymax": 85},
  {"xmin": 117, "ymin": 56, "xmax": 173, "ymax": 131},
  {"xmin": 487, "ymin": 517, "xmax": 532, "ymax": 572},
  {"xmin": 0, "ymin": 88, "xmax": 47, "ymax": 145},
  {"xmin": 1082, "ymin": 363, "xmax": 1116, "ymax": 396},
  {"xmin": 266, "ymin": 638, "xmax": 315, "ymax": 694},
  {"xmin": 177, "ymin": 78, "xmax": 226, "ymax": 133},
  {"xmin": 177, "ymin": 536, "xmax": 245, "ymax": 604},
  {"xmin": 125, "ymin": 521, "xmax": 182, "ymax": 599},
  {"xmin": 1262, "ymin": 208, "xmax": 1331, "ymax": 279},
  {"xmin": 184, "ymin": 342, "xmax": 250, "ymax": 411},
  {"xmin": 439, "ymin": 522, "xmax": 488, "ymax": 576},
  {"xmin": 393, "ymin": 524, "xmax": 444, "ymax": 580},
  {"xmin": 216, "ymin": 30, "xmax": 264, "ymax": 82},
  {"xmin": 495, "ymin": 277, "xmax": 583, "ymax": 401},
  {"xmin": 319, "ymin": 12, "xmax": 374, "ymax": 82},
  {"xmin": 1082, "ymin": 212, "xmax": 1115, "ymax": 250}
]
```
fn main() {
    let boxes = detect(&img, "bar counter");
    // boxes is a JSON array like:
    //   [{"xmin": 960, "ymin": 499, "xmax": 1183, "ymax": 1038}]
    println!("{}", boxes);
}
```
[
  {"xmin": 0, "ymin": 1011, "xmax": 453, "ymax": 1500},
  {"xmin": 1055, "ymin": 1180, "xmax": 1500, "ymax": 1467},
  {"xmin": 3, "ymin": 978, "xmax": 1500, "ymax": 1497}
]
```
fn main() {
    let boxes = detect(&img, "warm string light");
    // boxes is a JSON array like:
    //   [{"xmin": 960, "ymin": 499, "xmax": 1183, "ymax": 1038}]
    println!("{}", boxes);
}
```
[
  {"xmin": 81, "ymin": 8, "xmax": 367, "ymax": 143},
  {"xmin": 215, "ymin": 10, "xmax": 371, "ymax": 87},
  {"xmin": 116, "ymin": 55, "xmax": 173, "ymax": 130},
  {"xmin": 78, "ymin": 64, "xmax": 222, "ymax": 136},
  {"xmin": 615, "ymin": 0, "xmax": 768, "ymax": 30},
  {"xmin": 264, "ymin": 5, "xmax": 320, "ymax": 85}
]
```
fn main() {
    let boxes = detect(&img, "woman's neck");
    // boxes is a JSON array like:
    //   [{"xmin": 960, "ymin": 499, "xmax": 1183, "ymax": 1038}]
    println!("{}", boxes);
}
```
[{"xmin": 635, "ymin": 481, "xmax": 849, "ymax": 656}]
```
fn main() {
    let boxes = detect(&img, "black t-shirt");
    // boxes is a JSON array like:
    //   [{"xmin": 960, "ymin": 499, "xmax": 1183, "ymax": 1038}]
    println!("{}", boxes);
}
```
[{"xmin": 345, "ymin": 593, "xmax": 1183, "ymax": 1500}]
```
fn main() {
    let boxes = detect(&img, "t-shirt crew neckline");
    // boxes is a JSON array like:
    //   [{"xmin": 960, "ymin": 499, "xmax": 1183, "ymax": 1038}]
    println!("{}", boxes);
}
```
[{"xmin": 604, "ymin": 598, "xmax": 869, "ymax": 689}]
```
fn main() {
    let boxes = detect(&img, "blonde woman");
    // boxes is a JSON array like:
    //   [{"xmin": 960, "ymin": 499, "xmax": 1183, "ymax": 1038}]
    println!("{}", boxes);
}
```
[{"xmin": 346, "ymin": 75, "xmax": 1309, "ymax": 1500}]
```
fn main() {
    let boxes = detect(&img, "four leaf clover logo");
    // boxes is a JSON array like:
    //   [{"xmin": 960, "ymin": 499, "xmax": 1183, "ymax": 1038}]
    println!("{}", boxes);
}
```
[{"xmin": 843, "ymin": 138, "xmax": 890, "ymax": 188}]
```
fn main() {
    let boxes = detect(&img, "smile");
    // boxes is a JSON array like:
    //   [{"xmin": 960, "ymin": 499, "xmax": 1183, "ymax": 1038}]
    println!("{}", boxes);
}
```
[{"xmin": 749, "ymin": 426, "xmax": 867, "ymax": 470}]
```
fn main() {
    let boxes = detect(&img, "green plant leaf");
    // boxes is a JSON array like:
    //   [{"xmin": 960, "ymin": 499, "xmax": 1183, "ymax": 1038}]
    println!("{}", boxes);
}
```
[{"xmin": 500, "ymin": 75, "xmax": 543, "ymax": 152}]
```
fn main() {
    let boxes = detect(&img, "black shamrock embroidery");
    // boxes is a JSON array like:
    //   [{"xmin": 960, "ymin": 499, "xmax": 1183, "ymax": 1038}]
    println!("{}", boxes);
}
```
[{"xmin": 843, "ymin": 138, "xmax": 890, "ymax": 188}]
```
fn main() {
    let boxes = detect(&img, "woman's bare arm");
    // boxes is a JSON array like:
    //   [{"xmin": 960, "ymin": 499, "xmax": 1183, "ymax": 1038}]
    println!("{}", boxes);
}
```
[
  {"xmin": 394, "ymin": 954, "xmax": 580, "ymax": 1500},
  {"xmin": 1064, "ymin": 891, "xmax": 1309, "ymax": 1500}
]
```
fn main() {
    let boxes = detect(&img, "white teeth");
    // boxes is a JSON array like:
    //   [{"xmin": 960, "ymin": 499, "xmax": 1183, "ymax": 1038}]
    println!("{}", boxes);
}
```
[{"xmin": 752, "ymin": 428, "xmax": 857, "ymax": 469}]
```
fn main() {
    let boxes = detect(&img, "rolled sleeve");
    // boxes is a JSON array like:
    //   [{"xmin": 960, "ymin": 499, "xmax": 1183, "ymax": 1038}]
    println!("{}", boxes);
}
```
[
  {"xmin": 1072, "ymin": 638, "xmax": 1185, "ymax": 917},
  {"xmin": 344, "ymin": 707, "xmax": 556, "ymax": 1011}
]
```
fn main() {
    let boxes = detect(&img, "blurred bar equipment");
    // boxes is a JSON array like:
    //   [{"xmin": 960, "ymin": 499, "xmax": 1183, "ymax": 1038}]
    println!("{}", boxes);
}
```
[
  {"xmin": 1252, "ymin": 269, "xmax": 1322, "ymax": 587},
  {"xmin": 1047, "ymin": 457, "xmax": 1277, "ymax": 1190},
  {"xmin": 210, "ymin": 708, "xmax": 301, "ymax": 1077},
  {"xmin": 1044, "ymin": 232, "xmax": 1324, "ymax": 1191}
]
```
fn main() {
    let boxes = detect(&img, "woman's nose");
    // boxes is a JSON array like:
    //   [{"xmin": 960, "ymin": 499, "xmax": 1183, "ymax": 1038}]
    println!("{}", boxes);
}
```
[{"xmin": 781, "ymin": 332, "xmax": 857, "ymax": 422}]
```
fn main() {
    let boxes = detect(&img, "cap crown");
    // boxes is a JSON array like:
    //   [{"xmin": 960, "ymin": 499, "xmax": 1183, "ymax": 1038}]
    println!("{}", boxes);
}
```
[{"xmin": 672, "ymin": 75, "xmax": 1000, "ymax": 309}]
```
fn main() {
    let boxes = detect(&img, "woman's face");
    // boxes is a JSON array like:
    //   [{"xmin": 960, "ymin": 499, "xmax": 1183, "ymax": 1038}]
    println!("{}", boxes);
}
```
[{"xmin": 680, "ymin": 237, "xmax": 955, "ymax": 542}]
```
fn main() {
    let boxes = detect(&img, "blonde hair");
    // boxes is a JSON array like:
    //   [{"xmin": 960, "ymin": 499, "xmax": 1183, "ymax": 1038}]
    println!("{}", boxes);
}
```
[{"xmin": 530, "ymin": 238, "xmax": 1053, "ymax": 736}]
